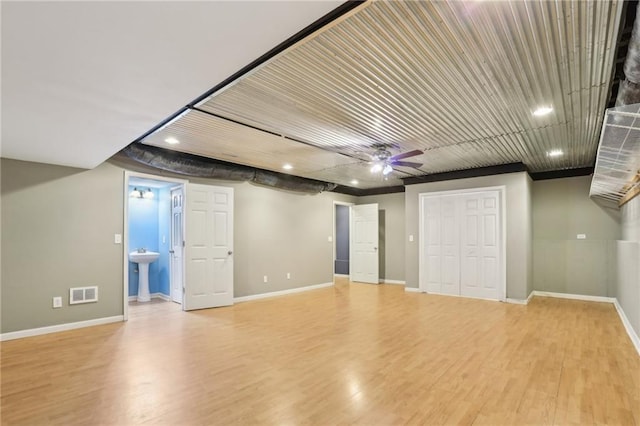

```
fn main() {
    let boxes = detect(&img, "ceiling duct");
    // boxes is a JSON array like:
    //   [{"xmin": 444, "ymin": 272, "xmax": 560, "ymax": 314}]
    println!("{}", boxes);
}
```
[
  {"xmin": 617, "ymin": 3, "xmax": 640, "ymax": 106},
  {"xmin": 590, "ymin": 3, "xmax": 640, "ymax": 205},
  {"xmin": 121, "ymin": 143, "xmax": 337, "ymax": 193}
]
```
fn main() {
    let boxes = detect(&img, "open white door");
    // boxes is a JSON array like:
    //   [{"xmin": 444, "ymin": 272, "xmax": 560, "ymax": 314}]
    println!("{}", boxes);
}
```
[
  {"xmin": 184, "ymin": 184, "xmax": 234, "ymax": 310},
  {"xmin": 351, "ymin": 203, "xmax": 379, "ymax": 284},
  {"xmin": 170, "ymin": 187, "xmax": 184, "ymax": 304}
]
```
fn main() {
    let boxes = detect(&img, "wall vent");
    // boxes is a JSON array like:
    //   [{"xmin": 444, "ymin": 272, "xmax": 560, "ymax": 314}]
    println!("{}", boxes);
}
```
[{"xmin": 69, "ymin": 286, "xmax": 98, "ymax": 304}]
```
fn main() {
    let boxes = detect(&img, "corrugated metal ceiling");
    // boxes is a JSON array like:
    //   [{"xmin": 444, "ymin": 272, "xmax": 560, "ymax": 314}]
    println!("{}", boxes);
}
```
[{"xmin": 142, "ymin": 0, "xmax": 624, "ymax": 189}]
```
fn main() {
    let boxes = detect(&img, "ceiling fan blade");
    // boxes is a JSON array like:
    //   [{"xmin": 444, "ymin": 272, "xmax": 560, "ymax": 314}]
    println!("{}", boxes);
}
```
[
  {"xmin": 390, "ymin": 149, "xmax": 422, "ymax": 161},
  {"xmin": 393, "ymin": 161, "xmax": 423, "ymax": 168}
]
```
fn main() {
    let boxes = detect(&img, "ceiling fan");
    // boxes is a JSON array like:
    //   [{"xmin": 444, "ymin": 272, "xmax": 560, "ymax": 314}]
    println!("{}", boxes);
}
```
[{"xmin": 369, "ymin": 146, "xmax": 423, "ymax": 176}]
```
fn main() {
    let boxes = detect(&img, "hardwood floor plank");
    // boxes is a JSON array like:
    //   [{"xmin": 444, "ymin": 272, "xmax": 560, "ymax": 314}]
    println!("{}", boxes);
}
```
[{"xmin": 2, "ymin": 280, "xmax": 638, "ymax": 425}]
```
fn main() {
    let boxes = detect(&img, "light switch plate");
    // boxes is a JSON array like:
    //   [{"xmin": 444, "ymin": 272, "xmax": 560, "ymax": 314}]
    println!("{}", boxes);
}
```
[
  {"xmin": 53, "ymin": 297, "xmax": 62, "ymax": 308},
  {"xmin": 409, "ymin": 235, "xmax": 414, "ymax": 242},
  {"xmin": 328, "ymin": 236, "xmax": 333, "ymax": 242},
  {"xmin": 577, "ymin": 234, "xmax": 586, "ymax": 240},
  {"xmin": 114, "ymin": 234, "xmax": 122, "ymax": 244}
]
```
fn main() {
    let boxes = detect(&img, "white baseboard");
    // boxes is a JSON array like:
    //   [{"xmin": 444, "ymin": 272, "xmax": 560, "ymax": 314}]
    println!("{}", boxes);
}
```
[
  {"xmin": 0, "ymin": 315, "xmax": 124, "ymax": 341},
  {"xmin": 234, "ymin": 282, "xmax": 334, "ymax": 303},
  {"xmin": 128, "ymin": 293, "xmax": 171, "ymax": 302},
  {"xmin": 333, "ymin": 274, "xmax": 349, "ymax": 278},
  {"xmin": 506, "ymin": 291, "xmax": 535, "ymax": 305},
  {"xmin": 614, "ymin": 299, "xmax": 640, "ymax": 356},
  {"xmin": 382, "ymin": 279, "xmax": 406, "ymax": 285},
  {"xmin": 532, "ymin": 291, "xmax": 615, "ymax": 304},
  {"xmin": 404, "ymin": 287, "xmax": 422, "ymax": 293}
]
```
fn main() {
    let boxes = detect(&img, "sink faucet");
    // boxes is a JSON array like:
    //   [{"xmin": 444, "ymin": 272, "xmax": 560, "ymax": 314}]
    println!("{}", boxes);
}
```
[{"xmin": 137, "ymin": 248, "xmax": 146, "ymax": 253}]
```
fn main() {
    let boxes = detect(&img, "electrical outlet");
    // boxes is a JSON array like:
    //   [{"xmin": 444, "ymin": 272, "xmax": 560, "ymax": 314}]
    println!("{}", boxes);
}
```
[
  {"xmin": 577, "ymin": 234, "xmax": 587, "ymax": 240},
  {"xmin": 53, "ymin": 296, "xmax": 62, "ymax": 308},
  {"xmin": 287, "ymin": 273, "xmax": 291, "ymax": 279},
  {"xmin": 409, "ymin": 235, "xmax": 414, "ymax": 242},
  {"xmin": 328, "ymin": 236, "xmax": 333, "ymax": 242},
  {"xmin": 263, "ymin": 275, "xmax": 268, "ymax": 283}
]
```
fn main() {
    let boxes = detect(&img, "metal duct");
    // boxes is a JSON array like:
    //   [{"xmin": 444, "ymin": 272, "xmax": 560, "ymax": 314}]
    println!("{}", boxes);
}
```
[
  {"xmin": 121, "ymin": 143, "xmax": 336, "ymax": 193},
  {"xmin": 617, "ymin": 3, "xmax": 640, "ymax": 106}
]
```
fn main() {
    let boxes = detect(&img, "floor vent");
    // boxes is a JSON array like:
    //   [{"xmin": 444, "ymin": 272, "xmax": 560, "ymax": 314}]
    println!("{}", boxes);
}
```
[{"xmin": 69, "ymin": 286, "xmax": 98, "ymax": 304}]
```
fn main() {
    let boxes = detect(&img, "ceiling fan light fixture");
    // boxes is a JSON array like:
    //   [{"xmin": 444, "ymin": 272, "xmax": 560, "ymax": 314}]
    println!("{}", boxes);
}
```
[
  {"xmin": 382, "ymin": 164, "xmax": 393, "ymax": 175},
  {"xmin": 370, "ymin": 163, "xmax": 383, "ymax": 173}
]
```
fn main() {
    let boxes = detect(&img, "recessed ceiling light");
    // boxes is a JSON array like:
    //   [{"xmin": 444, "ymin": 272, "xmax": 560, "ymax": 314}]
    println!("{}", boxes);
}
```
[
  {"xmin": 282, "ymin": 164, "xmax": 293, "ymax": 170},
  {"xmin": 165, "ymin": 137, "xmax": 180, "ymax": 145},
  {"xmin": 547, "ymin": 149, "xmax": 564, "ymax": 157},
  {"xmin": 350, "ymin": 179, "xmax": 359, "ymax": 185},
  {"xmin": 533, "ymin": 106, "xmax": 553, "ymax": 116}
]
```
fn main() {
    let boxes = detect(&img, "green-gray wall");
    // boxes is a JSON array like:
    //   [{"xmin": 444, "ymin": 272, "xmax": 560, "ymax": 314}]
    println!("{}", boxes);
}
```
[
  {"xmin": 532, "ymin": 176, "xmax": 620, "ymax": 296},
  {"xmin": 404, "ymin": 172, "xmax": 532, "ymax": 300},
  {"xmin": 1, "ymin": 159, "xmax": 125, "ymax": 333},
  {"xmin": 358, "ymin": 192, "xmax": 405, "ymax": 282},
  {"xmin": 618, "ymin": 195, "xmax": 640, "ymax": 339},
  {"xmin": 1, "ymin": 158, "xmax": 356, "ymax": 333}
]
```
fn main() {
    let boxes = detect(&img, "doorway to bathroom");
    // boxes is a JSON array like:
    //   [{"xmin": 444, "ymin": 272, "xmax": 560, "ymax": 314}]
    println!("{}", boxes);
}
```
[{"xmin": 124, "ymin": 172, "xmax": 187, "ymax": 321}]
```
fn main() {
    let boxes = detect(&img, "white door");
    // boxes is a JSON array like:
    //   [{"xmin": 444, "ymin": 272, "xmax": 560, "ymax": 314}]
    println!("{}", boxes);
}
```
[
  {"xmin": 351, "ymin": 203, "xmax": 379, "ymax": 284},
  {"xmin": 184, "ymin": 184, "xmax": 234, "ymax": 310},
  {"xmin": 420, "ymin": 189, "xmax": 503, "ymax": 301},
  {"xmin": 460, "ymin": 192, "xmax": 501, "ymax": 300},
  {"xmin": 170, "ymin": 187, "xmax": 184, "ymax": 304},
  {"xmin": 422, "ymin": 195, "xmax": 460, "ymax": 295},
  {"xmin": 423, "ymin": 196, "xmax": 442, "ymax": 293}
]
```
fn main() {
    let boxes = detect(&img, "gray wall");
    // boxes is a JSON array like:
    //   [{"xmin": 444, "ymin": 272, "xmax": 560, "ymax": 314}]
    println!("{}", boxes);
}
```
[
  {"xmin": 532, "ymin": 176, "xmax": 620, "ymax": 296},
  {"xmin": 1, "ymin": 158, "xmax": 356, "ymax": 333},
  {"xmin": 404, "ymin": 172, "xmax": 532, "ymax": 299},
  {"xmin": 359, "ymin": 192, "xmax": 405, "ymax": 282},
  {"xmin": 1, "ymin": 159, "xmax": 125, "ymax": 333},
  {"xmin": 617, "ymin": 195, "xmax": 640, "ymax": 339}
]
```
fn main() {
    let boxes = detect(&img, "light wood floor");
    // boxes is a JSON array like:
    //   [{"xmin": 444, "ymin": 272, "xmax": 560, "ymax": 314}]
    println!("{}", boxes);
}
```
[{"xmin": 2, "ymin": 279, "xmax": 639, "ymax": 425}]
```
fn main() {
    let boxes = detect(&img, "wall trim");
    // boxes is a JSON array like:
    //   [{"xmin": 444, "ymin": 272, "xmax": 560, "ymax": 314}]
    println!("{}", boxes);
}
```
[
  {"xmin": 0, "ymin": 315, "xmax": 124, "ymax": 342},
  {"xmin": 506, "ymin": 290, "xmax": 535, "ymax": 305},
  {"xmin": 333, "ymin": 274, "xmax": 349, "ymax": 278},
  {"xmin": 234, "ymin": 282, "xmax": 334, "ymax": 303},
  {"xmin": 613, "ymin": 299, "xmax": 640, "ymax": 356},
  {"xmin": 382, "ymin": 279, "xmax": 406, "ymax": 285},
  {"xmin": 128, "ymin": 293, "xmax": 171, "ymax": 302},
  {"xmin": 404, "ymin": 287, "xmax": 422, "ymax": 293},
  {"xmin": 532, "ymin": 291, "xmax": 616, "ymax": 303}
]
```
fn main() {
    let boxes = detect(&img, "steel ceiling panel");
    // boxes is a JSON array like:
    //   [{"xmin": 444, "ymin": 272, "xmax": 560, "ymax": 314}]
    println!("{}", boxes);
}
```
[{"xmin": 196, "ymin": 0, "xmax": 622, "ymax": 178}]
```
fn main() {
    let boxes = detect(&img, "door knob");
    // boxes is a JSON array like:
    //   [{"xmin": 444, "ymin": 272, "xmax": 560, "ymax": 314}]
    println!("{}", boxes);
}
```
[
  {"xmin": 169, "ymin": 250, "xmax": 175, "ymax": 254},
  {"xmin": 228, "ymin": 251, "xmax": 233, "ymax": 255}
]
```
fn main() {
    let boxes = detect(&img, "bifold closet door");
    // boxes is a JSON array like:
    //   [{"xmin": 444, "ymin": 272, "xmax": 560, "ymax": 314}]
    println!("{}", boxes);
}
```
[
  {"xmin": 423, "ymin": 196, "xmax": 460, "ymax": 296},
  {"xmin": 460, "ymin": 192, "xmax": 501, "ymax": 300},
  {"xmin": 421, "ymin": 190, "xmax": 502, "ymax": 300}
]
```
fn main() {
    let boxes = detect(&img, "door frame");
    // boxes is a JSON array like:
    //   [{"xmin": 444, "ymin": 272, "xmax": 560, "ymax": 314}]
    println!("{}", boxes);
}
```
[
  {"xmin": 333, "ymin": 201, "xmax": 354, "ymax": 278},
  {"xmin": 123, "ymin": 171, "xmax": 188, "ymax": 321},
  {"xmin": 418, "ymin": 186, "xmax": 507, "ymax": 301}
]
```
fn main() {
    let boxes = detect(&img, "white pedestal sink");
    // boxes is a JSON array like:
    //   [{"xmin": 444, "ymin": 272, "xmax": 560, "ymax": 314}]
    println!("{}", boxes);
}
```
[{"xmin": 129, "ymin": 251, "xmax": 160, "ymax": 302}]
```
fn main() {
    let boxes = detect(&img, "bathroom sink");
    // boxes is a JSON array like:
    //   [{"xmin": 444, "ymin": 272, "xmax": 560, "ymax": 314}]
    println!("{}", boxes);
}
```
[{"xmin": 129, "ymin": 251, "xmax": 160, "ymax": 264}]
